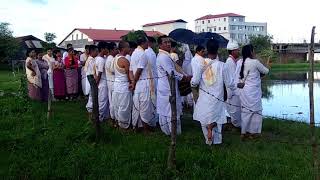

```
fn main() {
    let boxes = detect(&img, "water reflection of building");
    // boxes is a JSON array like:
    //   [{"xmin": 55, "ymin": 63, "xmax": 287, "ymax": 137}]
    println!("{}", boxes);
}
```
[{"xmin": 307, "ymin": 72, "xmax": 320, "ymax": 80}]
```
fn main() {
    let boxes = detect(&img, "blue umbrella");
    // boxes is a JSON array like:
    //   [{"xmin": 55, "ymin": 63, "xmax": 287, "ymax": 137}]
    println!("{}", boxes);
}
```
[{"xmin": 168, "ymin": 29, "xmax": 196, "ymax": 44}]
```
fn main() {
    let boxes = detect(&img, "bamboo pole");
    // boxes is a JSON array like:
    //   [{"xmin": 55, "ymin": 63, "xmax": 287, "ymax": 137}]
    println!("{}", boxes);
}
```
[
  {"xmin": 87, "ymin": 75, "xmax": 101, "ymax": 142},
  {"xmin": 308, "ymin": 26, "xmax": 319, "ymax": 180},
  {"xmin": 167, "ymin": 71, "xmax": 177, "ymax": 169},
  {"xmin": 46, "ymin": 90, "xmax": 52, "ymax": 126}
]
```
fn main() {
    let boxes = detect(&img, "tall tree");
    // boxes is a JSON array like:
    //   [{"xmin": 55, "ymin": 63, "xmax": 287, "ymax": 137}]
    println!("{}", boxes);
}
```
[
  {"xmin": 249, "ymin": 35, "xmax": 276, "ymax": 62},
  {"xmin": 0, "ymin": 22, "xmax": 19, "ymax": 63},
  {"xmin": 43, "ymin": 32, "xmax": 57, "ymax": 50},
  {"xmin": 44, "ymin": 32, "xmax": 56, "ymax": 43},
  {"xmin": 121, "ymin": 30, "xmax": 147, "ymax": 42}
]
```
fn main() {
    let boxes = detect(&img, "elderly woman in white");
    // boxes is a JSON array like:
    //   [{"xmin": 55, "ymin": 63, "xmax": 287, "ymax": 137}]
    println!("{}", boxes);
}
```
[
  {"xmin": 191, "ymin": 40, "xmax": 236, "ymax": 145},
  {"xmin": 236, "ymin": 44, "xmax": 270, "ymax": 139}
]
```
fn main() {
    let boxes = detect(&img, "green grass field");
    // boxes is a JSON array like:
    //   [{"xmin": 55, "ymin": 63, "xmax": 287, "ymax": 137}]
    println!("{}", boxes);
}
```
[{"xmin": 0, "ymin": 70, "xmax": 319, "ymax": 179}]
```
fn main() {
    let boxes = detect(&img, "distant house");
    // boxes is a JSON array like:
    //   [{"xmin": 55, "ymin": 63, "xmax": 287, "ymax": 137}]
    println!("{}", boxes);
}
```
[
  {"xmin": 58, "ymin": 28, "xmax": 163, "ymax": 51},
  {"xmin": 142, "ymin": 19, "xmax": 187, "ymax": 35},
  {"xmin": 14, "ymin": 35, "xmax": 45, "ymax": 60}
]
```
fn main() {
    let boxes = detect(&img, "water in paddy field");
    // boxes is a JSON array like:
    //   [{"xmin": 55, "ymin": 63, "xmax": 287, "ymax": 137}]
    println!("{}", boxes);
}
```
[{"xmin": 262, "ymin": 71, "xmax": 320, "ymax": 124}]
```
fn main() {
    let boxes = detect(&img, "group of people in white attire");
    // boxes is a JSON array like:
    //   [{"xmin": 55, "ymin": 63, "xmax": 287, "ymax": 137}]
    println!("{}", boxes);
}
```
[
  {"xmin": 190, "ymin": 39, "xmax": 270, "ymax": 145},
  {"xmin": 80, "ymin": 34, "xmax": 270, "ymax": 145}
]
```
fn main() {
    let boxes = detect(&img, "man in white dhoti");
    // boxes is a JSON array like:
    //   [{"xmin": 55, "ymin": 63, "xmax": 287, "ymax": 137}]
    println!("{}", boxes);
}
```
[
  {"xmin": 105, "ymin": 42, "xmax": 118, "ymax": 126},
  {"xmin": 85, "ymin": 45, "xmax": 99, "ymax": 114},
  {"xmin": 145, "ymin": 36, "xmax": 158, "ymax": 89},
  {"xmin": 42, "ymin": 48, "xmax": 55, "ymax": 100},
  {"xmin": 156, "ymin": 35, "xmax": 191, "ymax": 135},
  {"xmin": 237, "ymin": 44, "xmax": 270, "ymax": 139},
  {"xmin": 80, "ymin": 45, "xmax": 90, "ymax": 95},
  {"xmin": 130, "ymin": 37, "xmax": 157, "ymax": 131},
  {"xmin": 225, "ymin": 41, "xmax": 242, "ymax": 128},
  {"xmin": 145, "ymin": 36, "xmax": 159, "ymax": 124},
  {"xmin": 95, "ymin": 42, "xmax": 110, "ymax": 122},
  {"xmin": 113, "ymin": 41, "xmax": 134, "ymax": 129},
  {"xmin": 191, "ymin": 39, "xmax": 236, "ymax": 145}
]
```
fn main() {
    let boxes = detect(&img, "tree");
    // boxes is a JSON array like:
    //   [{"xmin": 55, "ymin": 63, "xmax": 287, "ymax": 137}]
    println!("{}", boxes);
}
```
[
  {"xmin": 44, "ymin": 32, "xmax": 56, "ymax": 43},
  {"xmin": 121, "ymin": 30, "xmax": 147, "ymax": 42},
  {"xmin": 249, "ymin": 35, "xmax": 277, "ymax": 62},
  {"xmin": 43, "ymin": 32, "xmax": 57, "ymax": 50},
  {"xmin": 0, "ymin": 22, "xmax": 19, "ymax": 63}
]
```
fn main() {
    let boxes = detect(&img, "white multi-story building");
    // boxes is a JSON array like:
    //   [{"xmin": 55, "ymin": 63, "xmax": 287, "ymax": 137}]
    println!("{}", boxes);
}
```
[
  {"xmin": 195, "ymin": 13, "xmax": 267, "ymax": 44},
  {"xmin": 142, "ymin": 19, "xmax": 187, "ymax": 35}
]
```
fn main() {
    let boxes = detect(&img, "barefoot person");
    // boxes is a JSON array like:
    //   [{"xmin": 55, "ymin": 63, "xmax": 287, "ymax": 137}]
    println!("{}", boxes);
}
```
[
  {"xmin": 113, "ymin": 41, "xmax": 134, "ymax": 129},
  {"xmin": 237, "ymin": 44, "xmax": 270, "ymax": 139},
  {"xmin": 191, "ymin": 39, "xmax": 236, "ymax": 145},
  {"xmin": 225, "ymin": 41, "xmax": 242, "ymax": 128},
  {"xmin": 130, "ymin": 36, "xmax": 157, "ymax": 131},
  {"xmin": 95, "ymin": 42, "xmax": 110, "ymax": 122},
  {"xmin": 156, "ymin": 35, "xmax": 191, "ymax": 135}
]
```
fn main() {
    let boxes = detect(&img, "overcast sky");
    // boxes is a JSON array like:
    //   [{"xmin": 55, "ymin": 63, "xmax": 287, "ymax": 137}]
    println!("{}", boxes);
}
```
[{"xmin": 1, "ymin": 0, "xmax": 319, "ymax": 44}]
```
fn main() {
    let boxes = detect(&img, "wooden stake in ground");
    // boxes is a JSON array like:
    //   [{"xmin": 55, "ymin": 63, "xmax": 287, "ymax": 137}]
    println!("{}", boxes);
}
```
[
  {"xmin": 46, "ymin": 90, "xmax": 52, "ymax": 124},
  {"xmin": 308, "ymin": 26, "xmax": 319, "ymax": 180},
  {"xmin": 167, "ymin": 71, "xmax": 177, "ymax": 169},
  {"xmin": 87, "ymin": 75, "xmax": 101, "ymax": 142}
]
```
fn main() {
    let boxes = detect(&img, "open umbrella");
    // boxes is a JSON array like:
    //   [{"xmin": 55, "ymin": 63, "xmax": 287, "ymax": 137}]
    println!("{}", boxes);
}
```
[
  {"xmin": 168, "ymin": 29, "xmax": 196, "ymax": 44},
  {"xmin": 194, "ymin": 32, "xmax": 229, "ymax": 48}
]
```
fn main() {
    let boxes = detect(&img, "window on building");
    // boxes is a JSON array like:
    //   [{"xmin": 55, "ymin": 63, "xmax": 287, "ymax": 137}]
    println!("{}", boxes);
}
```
[
  {"xmin": 238, "ymin": 26, "xmax": 243, "ymax": 31},
  {"xmin": 208, "ymin": 20, "xmax": 210, "ymax": 23},
  {"xmin": 32, "ymin": 41, "xmax": 42, "ymax": 48},
  {"xmin": 25, "ymin": 41, "xmax": 33, "ymax": 48},
  {"xmin": 224, "ymin": 18, "xmax": 226, "ymax": 22},
  {"xmin": 214, "ymin": 27, "xmax": 216, "ymax": 32},
  {"xmin": 202, "ymin": 29, "xmax": 204, "ymax": 32},
  {"xmin": 233, "ymin": 18, "xmax": 237, "ymax": 22},
  {"xmin": 202, "ymin": 21, "xmax": 204, "ymax": 24},
  {"xmin": 238, "ymin": 34, "xmax": 243, "ymax": 39},
  {"xmin": 209, "ymin": 28, "xmax": 212, "ymax": 32},
  {"xmin": 261, "ymin": 26, "xmax": 264, "ymax": 31},
  {"xmin": 230, "ymin": 25, "xmax": 236, "ymax": 30},
  {"xmin": 239, "ymin": 18, "xmax": 244, "ymax": 22},
  {"xmin": 81, "ymin": 33, "xmax": 83, "ymax": 39},
  {"xmin": 218, "ymin": 27, "xmax": 221, "ymax": 31},
  {"xmin": 76, "ymin": 34, "xmax": 78, "ymax": 40},
  {"xmin": 72, "ymin": 34, "xmax": 74, "ymax": 40},
  {"xmin": 224, "ymin": 27, "xmax": 226, "ymax": 30},
  {"xmin": 230, "ymin": 33, "xmax": 236, "ymax": 39}
]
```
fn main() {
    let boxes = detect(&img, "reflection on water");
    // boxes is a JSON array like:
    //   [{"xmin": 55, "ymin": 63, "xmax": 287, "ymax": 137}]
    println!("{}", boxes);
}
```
[{"xmin": 262, "ymin": 71, "xmax": 320, "ymax": 123}]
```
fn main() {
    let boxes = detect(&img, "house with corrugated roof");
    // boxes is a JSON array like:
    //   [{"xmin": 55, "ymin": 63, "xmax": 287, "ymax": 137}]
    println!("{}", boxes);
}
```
[
  {"xmin": 58, "ymin": 28, "xmax": 162, "ymax": 51},
  {"xmin": 142, "ymin": 19, "xmax": 187, "ymax": 35}
]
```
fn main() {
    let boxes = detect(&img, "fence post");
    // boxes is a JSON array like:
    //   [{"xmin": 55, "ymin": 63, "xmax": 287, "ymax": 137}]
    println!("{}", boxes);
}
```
[
  {"xmin": 308, "ymin": 26, "xmax": 319, "ymax": 180},
  {"xmin": 87, "ymin": 75, "xmax": 101, "ymax": 142},
  {"xmin": 46, "ymin": 90, "xmax": 52, "ymax": 124},
  {"xmin": 167, "ymin": 71, "xmax": 177, "ymax": 170}
]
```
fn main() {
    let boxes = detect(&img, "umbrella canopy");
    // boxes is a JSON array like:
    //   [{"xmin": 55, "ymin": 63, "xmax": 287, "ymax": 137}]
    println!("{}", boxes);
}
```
[
  {"xmin": 194, "ymin": 32, "xmax": 229, "ymax": 48},
  {"xmin": 194, "ymin": 32, "xmax": 228, "ymax": 48},
  {"xmin": 168, "ymin": 29, "xmax": 196, "ymax": 44}
]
